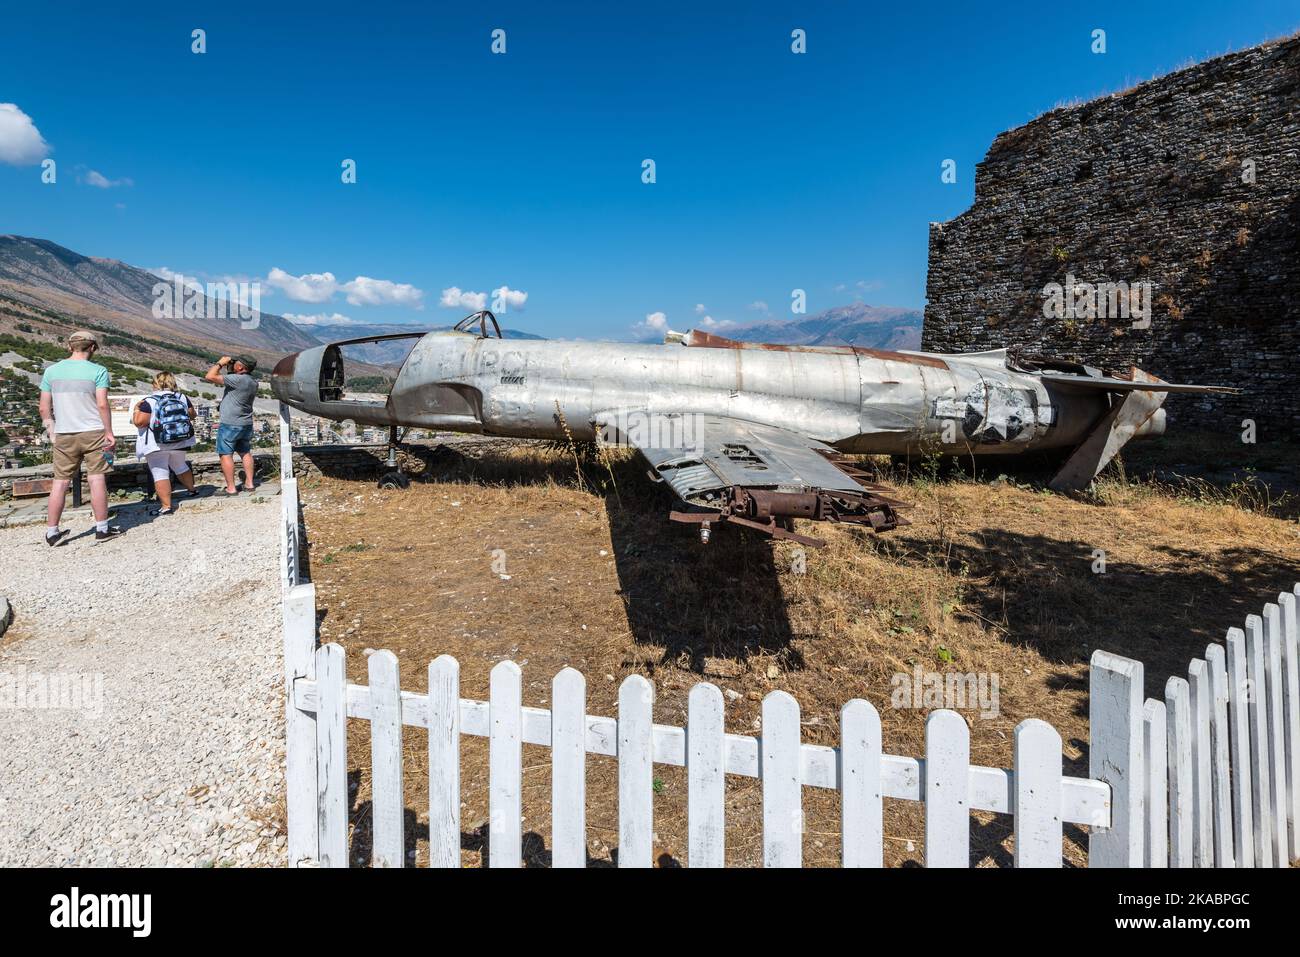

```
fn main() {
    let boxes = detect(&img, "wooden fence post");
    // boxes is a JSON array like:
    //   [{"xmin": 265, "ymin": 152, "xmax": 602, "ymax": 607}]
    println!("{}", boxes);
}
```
[
  {"xmin": 1226, "ymin": 627, "xmax": 1255, "ymax": 867},
  {"xmin": 489, "ymin": 660, "xmax": 523, "ymax": 868},
  {"xmin": 281, "ymin": 478, "xmax": 300, "ymax": 589},
  {"xmin": 925, "ymin": 710, "xmax": 971, "ymax": 868},
  {"xmin": 315, "ymin": 642, "xmax": 349, "ymax": 867},
  {"xmin": 687, "ymin": 682, "xmax": 727, "ymax": 869},
  {"xmin": 840, "ymin": 698, "xmax": 883, "ymax": 868},
  {"xmin": 1142, "ymin": 699, "xmax": 1168, "ymax": 867},
  {"xmin": 1013, "ymin": 719, "xmax": 1063, "ymax": 868},
  {"xmin": 427, "ymin": 655, "xmax": 461, "ymax": 868},
  {"xmin": 1167, "ymin": 676, "xmax": 1194, "ymax": 867},
  {"xmin": 283, "ymin": 581, "xmax": 318, "ymax": 866},
  {"xmin": 1281, "ymin": 589, "xmax": 1300, "ymax": 861},
  {"xmin": 368, "ymin": 650, "xmax": 404, "ymax": 868},
  {"xmin": 551, "ymin": 667, "xmax": 588, "ymax": 868},
  {"xmin": 762, "ymin": 691, "xmax": 803, "ymax": 868},
  {"xmin": 279, "ymin": 401, "xmax": 293, "ymax": 480},
  {"xmin": 1263, "ymin": 604, "xmax": 1289, "ymax": 865},
  {"xmin": 1188, "ymin": 659, "xmax": 1214, "ymax": 865},
  {"xmin": 1205, "ymin": 645, "xmax": 1235, "ymax": 867},
  {"xmin": 1089, "ymin": 651, "xmax": 1145, "ymax": 867},
  {"xmin": 617, "ymin": 675, "xmax": 654, "ymax": 868},
  {"xmin": 1245, "ymin": 614, "xmax": 1273, "ymax": 866}
]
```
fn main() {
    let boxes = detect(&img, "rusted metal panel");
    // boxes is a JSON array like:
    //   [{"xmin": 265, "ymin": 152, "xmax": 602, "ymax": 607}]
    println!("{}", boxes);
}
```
[
  {"xmin": 681, "ymin": 329, "xmax": 951, "ymax": 369},
  {"xmin": 11, "ymin": 478, "xmax": 53, "ymax": 498}
]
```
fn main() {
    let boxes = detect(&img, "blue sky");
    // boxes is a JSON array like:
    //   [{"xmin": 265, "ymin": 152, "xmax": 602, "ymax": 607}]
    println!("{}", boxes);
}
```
[{"xmin": 2, "ymin": 1, "xmax": 1296, "ymax": 340}]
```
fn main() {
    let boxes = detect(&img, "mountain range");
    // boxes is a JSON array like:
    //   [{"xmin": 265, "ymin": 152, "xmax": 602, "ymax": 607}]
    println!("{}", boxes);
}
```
[
  {"xmin": 684, "ymin": 304, "xmax": 923, "ymax": 351},
  {"xmin": 0, "ymin": 236, "xmax": 923, "ymax": 379},
  {"xmin": 0, "ymin": 235, "xmax": 318, "ymax": 356}
]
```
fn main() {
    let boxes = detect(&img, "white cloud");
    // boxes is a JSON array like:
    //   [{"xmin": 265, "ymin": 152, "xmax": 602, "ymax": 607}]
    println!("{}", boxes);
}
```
[
  {"xmin": 148, "ymin": 267, "xmax": 204, "ymax": 293},
  {"xmin": 835, "ymin": 279, "xmax": 883, "ymax": 297},
  {"xmin": 151, "ymin": 266, "xmax": 259, "ymax": 287},
  {"xmin": 342, "ymin": 275, "xmax": 424, "ymax": 308},
  {"xmin": 694, "ymin": 303, "xmax": 707, "ymax": 315},
  {"xmin": 747, "ymin": 300, "xmax": 769, "ymax": 313},
  {"xmin": 263, "ymin": 267, "xmax": 424, "ymax": 308},
  {"xmin": 266, "ymin": 267, "xmax": 339, "ymax": 303},
  {"xmin": 440, "ymin": 286, "xmax": 488, "ymax": 311},
  {"xmin": 439, "ymin": 284, "xmax": 528, "ymax": 313},
  {"xmin": 0, "ymin": 103, "xmax": 50, "ymax": 166},
  {"xmin": 635, "ymin": 310, "xmax": 672, "ymax": 336},
  {"xmin": 283, "ymin": 312, "xmax": 359, "ymax": 326},
  {"xmin": 491, "ymin": 285, "xmax": 528, "ymax": 312},
  {"xmin": 82, "ymin": 169, "xmax": 133, "ymax": 188}
]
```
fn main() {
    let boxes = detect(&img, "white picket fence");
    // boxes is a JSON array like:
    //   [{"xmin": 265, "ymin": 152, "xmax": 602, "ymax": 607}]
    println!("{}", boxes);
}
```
[
  {"xmin": 279, "ymin": 405, "xmax": 300, "ymax": 590},
  {"xmin": 1145, "ymin": 596, "xmax": 1300, "ymax": 867},
  {"xmin": 275, "ymin": 403, "xmax": 1300, "ymax": 868},
  {"xmin": 292, "ymin": 647, "xmax": 1118, "ymax": 867}
]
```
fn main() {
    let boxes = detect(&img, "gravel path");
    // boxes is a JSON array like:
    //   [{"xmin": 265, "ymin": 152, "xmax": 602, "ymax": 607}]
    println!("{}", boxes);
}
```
[{"xmin": 0, "ymin": 490, "xmax": 286, "ymax": 866}]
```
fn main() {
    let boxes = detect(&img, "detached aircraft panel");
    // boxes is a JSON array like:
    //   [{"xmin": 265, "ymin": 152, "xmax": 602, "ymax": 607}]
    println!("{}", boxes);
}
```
[
  {"xmin": 598, "ymin": 412, "xmax": 863, "ymax": 502},
  {"xmin": 595, "ymin": 410, "xmax": 905, "ymax": 544}
]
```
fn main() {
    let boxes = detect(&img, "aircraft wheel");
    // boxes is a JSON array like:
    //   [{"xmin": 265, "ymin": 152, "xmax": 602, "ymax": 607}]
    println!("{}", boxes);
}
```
[{"xmin": 378, "ymin": 471, "xmax": 411, "ymax": 491}]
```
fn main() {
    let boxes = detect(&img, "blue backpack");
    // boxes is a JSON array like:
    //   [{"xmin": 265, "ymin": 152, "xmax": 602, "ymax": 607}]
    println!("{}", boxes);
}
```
[{"xmin": 150, "ymin": 391, "xmax": 194, "ymax": 444}]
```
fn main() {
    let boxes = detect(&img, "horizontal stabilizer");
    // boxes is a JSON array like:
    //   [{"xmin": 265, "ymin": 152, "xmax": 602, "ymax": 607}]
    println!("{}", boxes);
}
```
[{"xmin": 1041, "ymin": 373, "xmax": 1241, "ymax": 396}]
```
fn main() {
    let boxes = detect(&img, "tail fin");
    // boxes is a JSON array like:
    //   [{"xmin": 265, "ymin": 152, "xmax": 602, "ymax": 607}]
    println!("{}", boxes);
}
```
[{"xmin": 1047, "ymin": 368, "xmax": 1234, "ymax": 491}]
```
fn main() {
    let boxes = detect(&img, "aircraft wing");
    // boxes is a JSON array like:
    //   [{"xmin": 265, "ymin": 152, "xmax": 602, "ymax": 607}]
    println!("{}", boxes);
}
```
[{"xmin": 594, "ymin": 411, "xmax": 907, "ymax": 546}]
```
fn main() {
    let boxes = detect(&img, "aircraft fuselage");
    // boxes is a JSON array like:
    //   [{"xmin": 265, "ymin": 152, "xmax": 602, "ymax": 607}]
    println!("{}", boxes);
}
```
[{"xmin": 271, "ymin": 328, "xmax": 1123, "ymax": 456}]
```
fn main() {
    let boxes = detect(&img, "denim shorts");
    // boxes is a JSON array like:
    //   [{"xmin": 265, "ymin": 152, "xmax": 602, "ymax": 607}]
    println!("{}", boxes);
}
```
[{"xmin": 216, "ymin": 423, "xmax": 253, "ymax": 455}]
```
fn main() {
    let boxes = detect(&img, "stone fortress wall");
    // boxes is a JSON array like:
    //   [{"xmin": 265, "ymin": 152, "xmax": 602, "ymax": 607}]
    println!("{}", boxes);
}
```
[{"xmin": 923, "ymin": 34, "xmax": 1300, "ymax": 438}]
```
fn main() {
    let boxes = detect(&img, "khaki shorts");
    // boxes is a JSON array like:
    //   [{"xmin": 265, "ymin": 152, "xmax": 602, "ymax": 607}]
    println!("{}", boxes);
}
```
[{"xmin": 52, "ymin": 430, "xmax": 111, "ymax": 481}]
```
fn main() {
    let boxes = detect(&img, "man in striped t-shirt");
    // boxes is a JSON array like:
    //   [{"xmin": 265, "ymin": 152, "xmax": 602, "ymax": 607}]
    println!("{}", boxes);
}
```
[{"xmin": 37, "ymin": 330, "xmax": 124, "ymax": 544}]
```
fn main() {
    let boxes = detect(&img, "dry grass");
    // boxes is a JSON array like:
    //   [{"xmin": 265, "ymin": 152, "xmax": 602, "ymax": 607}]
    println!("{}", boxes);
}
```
[{"xmin": 299, "ymin": 441, "xmax": 1300, "ymax": 867}]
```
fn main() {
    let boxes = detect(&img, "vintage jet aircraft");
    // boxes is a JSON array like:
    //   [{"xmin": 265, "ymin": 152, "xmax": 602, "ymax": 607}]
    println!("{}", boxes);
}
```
[{"xmin": 271, "ymin": 310, "xmax": 1237, "ymax": 546}]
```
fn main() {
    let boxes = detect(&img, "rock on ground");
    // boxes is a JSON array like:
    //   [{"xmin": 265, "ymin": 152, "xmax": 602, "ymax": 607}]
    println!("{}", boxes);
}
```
[{"xmin": 0, "ymin": 491, "xmax": 286, "ymax": 866}]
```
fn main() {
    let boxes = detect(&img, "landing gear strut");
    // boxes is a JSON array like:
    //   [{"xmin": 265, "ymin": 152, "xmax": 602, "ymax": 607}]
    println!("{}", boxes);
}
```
[{"xmin": 377, "ymin": 425, "xmax": 411, "ymax": 491}]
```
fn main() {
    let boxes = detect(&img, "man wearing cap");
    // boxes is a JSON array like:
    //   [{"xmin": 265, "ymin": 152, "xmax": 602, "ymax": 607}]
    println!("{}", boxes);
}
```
[
  {"xmin": 38, "ymin": 331, "xmax": 124, "ymax": 543},
  {"xmin": 204, "ymin": 354, "xmax": 259, "ymax": 494}
]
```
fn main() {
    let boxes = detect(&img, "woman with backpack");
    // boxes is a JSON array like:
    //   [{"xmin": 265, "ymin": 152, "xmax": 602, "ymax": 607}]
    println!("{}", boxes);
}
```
[{"xmin": 132, "ymin": 371, "xmax": 199, "ymax": 516}]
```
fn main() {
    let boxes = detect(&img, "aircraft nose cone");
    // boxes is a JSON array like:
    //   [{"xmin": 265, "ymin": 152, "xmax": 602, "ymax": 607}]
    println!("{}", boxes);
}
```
[{"xmin": 271, "ymin": 352, "xmax": 298, "ymax": 400}]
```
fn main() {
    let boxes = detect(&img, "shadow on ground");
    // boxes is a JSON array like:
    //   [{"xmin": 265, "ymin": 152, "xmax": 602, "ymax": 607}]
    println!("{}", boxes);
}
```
[
  {"xmin": 397, "ymin": 440, "xmax": 802, "ymax": 675},
  {"xmin": 602, "ymin": 477, "xmax": 799, "ymax": 675},
  {"xmin": 868, "ymin": 523, "xmax": 1299, "ymax": 711}
]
